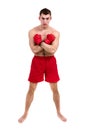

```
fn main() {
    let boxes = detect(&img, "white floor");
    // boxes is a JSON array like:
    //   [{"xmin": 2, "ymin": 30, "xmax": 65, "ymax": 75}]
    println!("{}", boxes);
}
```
[
  {"xmin": 0, "ymin": 80, "xmax": 87, "ymax": 130},
  {"xmin": 0, "ymin": 0, "xmax": 87, "ymax": 129}
]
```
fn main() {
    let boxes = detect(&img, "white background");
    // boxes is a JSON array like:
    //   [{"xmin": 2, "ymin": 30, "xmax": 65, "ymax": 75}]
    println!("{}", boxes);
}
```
[{"xmin": 0, "ymin": 0, "xmax": 87, "ymax": 129}]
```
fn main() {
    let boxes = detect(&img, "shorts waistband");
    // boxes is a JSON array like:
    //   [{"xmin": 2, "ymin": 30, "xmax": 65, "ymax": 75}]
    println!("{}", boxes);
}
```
[{"xmin": 34, "ymin": 55, "xmax": 54, "ymax": 59}]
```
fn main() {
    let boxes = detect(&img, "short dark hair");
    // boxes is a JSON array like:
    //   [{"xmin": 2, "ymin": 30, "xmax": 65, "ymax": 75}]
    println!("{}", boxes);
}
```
[{"xmin": 39, "ymin": 8, "xmax": 51, "ymax": 16}]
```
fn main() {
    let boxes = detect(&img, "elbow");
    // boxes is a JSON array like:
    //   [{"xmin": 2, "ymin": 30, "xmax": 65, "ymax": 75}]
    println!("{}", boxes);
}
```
[
  {"xmin": 49, "ymin": 48, "xmax": 57, "ymax": 54},
  {"xmin": 32, "ymin": 49, "xmax": 38, "ymax": 54}
]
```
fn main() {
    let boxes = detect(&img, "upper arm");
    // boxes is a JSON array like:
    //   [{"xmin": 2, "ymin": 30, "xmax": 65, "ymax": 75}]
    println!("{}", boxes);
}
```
[
  {"xmin": 28, "ymin": 30, "xmax": 43, "ymax": 54},
  {"xmin": 28, "ymin": 30, "xmax": 37, "ymax": 53},
  {"xmin": 47, "ymin": 31, "xmax": 60, "ymax": 54},
  {"xmin": 52, "ymin": 31, "xmax": 60, "ymax": 50},
  {"xmin": 28, "ymin": 30, "xmax": 34, "ymax": 50}
]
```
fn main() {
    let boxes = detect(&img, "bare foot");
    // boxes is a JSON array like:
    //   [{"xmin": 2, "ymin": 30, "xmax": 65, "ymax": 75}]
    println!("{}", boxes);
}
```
[
  {"xmin": 18, "ymin": 113, "xmax": 27, "ymax": 123},
  {"xmin": 57, "ymin": 112, "xmax": 67, "ymax": 122}
]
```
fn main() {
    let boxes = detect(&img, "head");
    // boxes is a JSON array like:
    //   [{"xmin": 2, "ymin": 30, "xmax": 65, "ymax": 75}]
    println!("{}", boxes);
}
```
[{"xmin": 39, "ymin": 8, "xmax": 52, "ymax": 28}]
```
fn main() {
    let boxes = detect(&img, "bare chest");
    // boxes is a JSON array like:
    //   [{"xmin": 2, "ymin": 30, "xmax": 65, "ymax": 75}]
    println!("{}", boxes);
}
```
[{"xmin": 38, "ymin": 30, "xmax": 52, "ymax": 41}]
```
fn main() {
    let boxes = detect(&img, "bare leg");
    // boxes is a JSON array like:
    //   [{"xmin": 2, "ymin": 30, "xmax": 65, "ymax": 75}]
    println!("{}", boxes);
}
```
[
  {"xmin": 50, "ymin": 83, "xmax": 67, "ymax": 122},
  {"xmin": 18, "ymin": 82, "xmax": 37, "ymax": 123}
]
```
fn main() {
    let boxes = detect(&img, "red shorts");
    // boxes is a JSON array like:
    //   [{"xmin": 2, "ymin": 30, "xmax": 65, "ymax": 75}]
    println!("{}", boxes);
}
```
[{"xmin": 28, "ymin": 56, "xmax": 60, "ymax": 83}]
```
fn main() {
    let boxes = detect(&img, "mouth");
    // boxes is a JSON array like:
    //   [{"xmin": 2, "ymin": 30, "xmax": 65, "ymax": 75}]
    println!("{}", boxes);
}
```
[{"xmin": 43, "ymin": 24, "xmax": 47, "ymax": 26}]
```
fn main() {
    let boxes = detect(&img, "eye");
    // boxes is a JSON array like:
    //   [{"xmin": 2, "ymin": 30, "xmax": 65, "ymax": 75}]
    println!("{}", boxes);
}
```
[
  {"xmin": 42, "ymin": 18, "xmax": 45, "ymax": 20},
  {"xmin": 46, "ymin": 18, "xmax": 49, "ymax": 20}
]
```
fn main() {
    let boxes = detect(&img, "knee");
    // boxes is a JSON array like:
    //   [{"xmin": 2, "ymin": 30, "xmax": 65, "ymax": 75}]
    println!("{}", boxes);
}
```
[
  {"xmin": 28, "ymin": 83, "xmax": 37, "ymax": 94},
  {"xmin": 50, "ymin": 83, "xmax": 58, "ymax": 93},
  {"xmin": 53, "ymin": 89, "xmax": 58, "ymax": 95}
]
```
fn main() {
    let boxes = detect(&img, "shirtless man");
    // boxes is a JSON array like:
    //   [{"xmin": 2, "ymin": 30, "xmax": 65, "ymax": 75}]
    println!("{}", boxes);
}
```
[{"xmin": 18, "ymin": 8, "xmax": 67, "ymax": 123}]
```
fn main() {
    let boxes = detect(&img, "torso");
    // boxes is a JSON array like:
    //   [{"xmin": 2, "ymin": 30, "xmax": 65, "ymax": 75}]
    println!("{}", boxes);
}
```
[
  {"xmin": 35, "ymin": 50, "xmax": 53, "ymax": 57},
  {"xmin": 32, "ymin": 26, "xmax": 58, "ymax": 56}
]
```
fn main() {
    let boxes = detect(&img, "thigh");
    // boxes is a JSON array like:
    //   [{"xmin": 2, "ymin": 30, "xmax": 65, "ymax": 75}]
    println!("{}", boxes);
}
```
[
  {"xmin": 49, "ymin": 83, "xmax": 58, "ymax": 92},
  {"xmin": 28, "ymin": 56, "xmax": 45, "ymax": 82},
  {"xmin": 45, "ymin": 56, "xmax": 60, "ymax": 82}
]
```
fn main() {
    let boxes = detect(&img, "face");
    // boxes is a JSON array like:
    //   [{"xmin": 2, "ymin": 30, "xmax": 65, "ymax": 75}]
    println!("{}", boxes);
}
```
[{"xmin": 39, "ymin": 13, "xmax": 51, "ymax": 28}]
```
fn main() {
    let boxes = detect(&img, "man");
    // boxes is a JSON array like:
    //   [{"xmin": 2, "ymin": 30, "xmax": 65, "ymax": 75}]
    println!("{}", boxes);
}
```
[{"xmin": 18, "ymin": 8, "xmax": 67, "ymax": 123}]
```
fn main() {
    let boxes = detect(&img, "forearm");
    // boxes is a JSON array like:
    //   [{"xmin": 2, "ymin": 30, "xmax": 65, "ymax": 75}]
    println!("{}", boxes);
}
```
[
  {"xmin": 41, "ymin": 42, "xmax": 57, "ymax": 54},
  {"xmin": 31, "ymin": 45, "xmax": 43, "ymax": 54}
]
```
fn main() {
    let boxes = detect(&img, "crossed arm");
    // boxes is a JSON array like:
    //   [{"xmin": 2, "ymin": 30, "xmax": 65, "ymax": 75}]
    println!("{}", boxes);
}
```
[{"xmin": 28, "ymin": 31, "xmax": 60, "ymax": 55}]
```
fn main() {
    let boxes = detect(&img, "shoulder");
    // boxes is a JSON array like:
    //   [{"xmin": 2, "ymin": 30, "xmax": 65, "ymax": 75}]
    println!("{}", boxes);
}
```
[
  {"xmin": 54, "ymin": 30, "xmax": 60, "ymax": 37},
  {"xmin": 50, "ymin": 27, "xmax": 60, "ymax": 36},
  {"xmin": 51, "ymin": 27, "xmax": 60, "ymax": 38},
  {"xmin": 28, "ymin": 27, "xmax": 35, "ymax": 36},
  {"xmin": 28, "ymin": 26, "xmax": 39, "ymax": 37}
]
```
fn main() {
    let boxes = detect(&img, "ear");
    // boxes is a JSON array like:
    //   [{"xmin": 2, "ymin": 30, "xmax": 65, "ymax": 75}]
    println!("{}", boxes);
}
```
[{"xmin": 38, "ymin": 16, "xmax": 40, "ymax": 20}]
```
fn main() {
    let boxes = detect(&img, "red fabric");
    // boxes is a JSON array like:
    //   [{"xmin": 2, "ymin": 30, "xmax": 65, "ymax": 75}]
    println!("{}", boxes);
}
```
[
  {"xmin": 33, "ymin": 34, "xmax": 42, "ymax": 45},
  {"xmin": 28, "ymin": 56, "xmax": 60, "ymax": 83},
  {"xmin": 44, "ymin": 34, "xmax": 55, "ymax": 44}
]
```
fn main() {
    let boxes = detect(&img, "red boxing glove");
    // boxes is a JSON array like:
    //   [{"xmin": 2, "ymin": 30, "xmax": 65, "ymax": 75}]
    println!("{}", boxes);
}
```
[
  {"xmin": 44, "ymin": 34, "xmax": 55, "ymax": 44},
  {"xmin": 33, "ymin": 34, "xmax": 42, "ymax": 45}
]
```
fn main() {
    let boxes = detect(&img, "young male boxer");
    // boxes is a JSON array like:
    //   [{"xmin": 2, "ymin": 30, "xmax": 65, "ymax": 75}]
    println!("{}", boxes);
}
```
[{"xmin": 18, "ymin": 8, "xmax": 67, "ymax": 123}]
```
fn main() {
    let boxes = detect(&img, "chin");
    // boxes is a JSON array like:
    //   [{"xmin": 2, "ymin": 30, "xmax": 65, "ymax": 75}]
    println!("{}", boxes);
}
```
[{"xmin": 43, "ymin": 24, "xmax": 48, "ymax": 28}]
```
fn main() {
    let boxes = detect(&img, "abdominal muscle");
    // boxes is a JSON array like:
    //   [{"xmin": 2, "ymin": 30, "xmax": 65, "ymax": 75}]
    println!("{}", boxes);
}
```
[{"xmin": 35, "ymin": 50, "xmax": 53, "ymax": 57}]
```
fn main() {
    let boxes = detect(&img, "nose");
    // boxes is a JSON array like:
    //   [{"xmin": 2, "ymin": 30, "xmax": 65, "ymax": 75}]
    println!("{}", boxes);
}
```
[{"xmin": 43, "ymin": 19, "xmax": 47, "ymax": 24}]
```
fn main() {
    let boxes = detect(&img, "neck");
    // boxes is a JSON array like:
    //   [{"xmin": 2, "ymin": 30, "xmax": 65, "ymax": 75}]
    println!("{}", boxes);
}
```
[{"xmin": 39, "ymin": 25, "xmax": 49, "ymax": 30}]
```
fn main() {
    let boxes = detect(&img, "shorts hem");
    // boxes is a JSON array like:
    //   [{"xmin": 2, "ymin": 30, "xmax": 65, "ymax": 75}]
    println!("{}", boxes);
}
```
[
  {"xmin": 28, "ymin": 79, "xmax": 44, "ymax": 83},
  {"xmin": 45, "ymin": 79, "xmax": 60, "ymax": 83}
]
